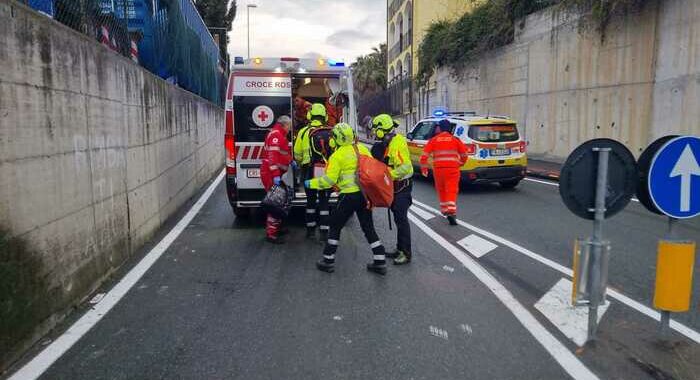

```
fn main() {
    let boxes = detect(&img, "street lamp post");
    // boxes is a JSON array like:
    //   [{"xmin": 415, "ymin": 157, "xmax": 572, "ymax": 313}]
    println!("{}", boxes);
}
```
[{"xmin": 247, "ymin": 4, "xmax": 258, "ymax": 59}]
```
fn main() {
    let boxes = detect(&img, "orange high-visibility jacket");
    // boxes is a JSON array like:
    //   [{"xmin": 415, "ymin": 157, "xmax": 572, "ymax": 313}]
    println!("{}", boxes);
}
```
[{"xmin": 420, "ymin": 132, "xmax": 468, "ymax": 169}]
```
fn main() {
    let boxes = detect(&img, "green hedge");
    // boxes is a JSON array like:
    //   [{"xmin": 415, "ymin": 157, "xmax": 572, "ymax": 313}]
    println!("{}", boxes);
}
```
[{"xmin": 417, "ymin": 0, "xmax": 653, "ymax": 84}]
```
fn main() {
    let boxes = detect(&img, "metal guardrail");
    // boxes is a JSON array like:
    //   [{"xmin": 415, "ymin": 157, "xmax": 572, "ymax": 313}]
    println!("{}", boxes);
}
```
[{"xmin": 20, "ymin": 0, "xmax": 226, "ymax": 105}]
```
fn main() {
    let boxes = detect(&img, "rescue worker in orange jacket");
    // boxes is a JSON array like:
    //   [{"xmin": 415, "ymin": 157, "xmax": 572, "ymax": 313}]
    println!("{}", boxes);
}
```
[
  {"xmin": 420, "ymin": 119, "xmax": 468, "ymax": 225},
  {"xmin": 260, "ymin": 115, "xmax": 294, "ymax": 243}
]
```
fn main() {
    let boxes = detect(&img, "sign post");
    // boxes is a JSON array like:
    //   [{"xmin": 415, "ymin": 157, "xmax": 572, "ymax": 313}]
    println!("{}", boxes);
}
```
[
  {"xmin": 638, "ymin": 136, "xmax": 700, "ymax": 337},
  {"xmin": 559, "ymin": 138, "xmax": 637, "ymax": 342}
]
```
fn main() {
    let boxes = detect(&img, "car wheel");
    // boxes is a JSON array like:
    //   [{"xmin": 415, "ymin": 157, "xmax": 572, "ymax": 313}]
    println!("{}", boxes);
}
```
[{"xmin": 500, "ymin": 180, "xmax": 520, "ymax": 189}]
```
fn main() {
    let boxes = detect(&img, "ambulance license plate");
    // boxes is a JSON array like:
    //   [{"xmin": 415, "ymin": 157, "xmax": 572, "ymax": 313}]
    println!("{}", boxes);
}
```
[
  {"xmin": 490, "ymin": 148, "xmax": 511, "ymax": 156},
  {"xmin": 246, "ymin": 169, "xmax": 260, "ymax": 178}
]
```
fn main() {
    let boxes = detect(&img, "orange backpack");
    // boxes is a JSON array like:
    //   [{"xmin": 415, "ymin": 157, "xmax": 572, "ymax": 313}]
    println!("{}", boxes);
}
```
[{"xmin": 353, "ymin": 144, "xmax": 394, "ymax": 208}]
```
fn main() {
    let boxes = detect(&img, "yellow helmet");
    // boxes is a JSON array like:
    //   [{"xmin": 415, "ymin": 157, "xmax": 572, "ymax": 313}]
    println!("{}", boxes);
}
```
[
  {"xmin": 332, "ymin": 123, "xmax": 355, "ymax": 146},
  {"xmin": 307, "ymin": 103, "xmax": 328, "ymax": 126},
  {"xmin": 372, "ymin": 114, "xmax": 397, "ymax": 138}
]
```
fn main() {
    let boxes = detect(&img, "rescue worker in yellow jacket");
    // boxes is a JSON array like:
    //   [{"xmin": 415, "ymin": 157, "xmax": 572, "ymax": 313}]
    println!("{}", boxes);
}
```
[
  {"xmin": 305, "ymin": 123, "xmax": 388, "ymax": 275},
  {"xmin": 371, "ymin": 114, "xmax": 414, "ymax": 265},
  {"xmin": 294, "ymin": 103, "xmax": 331, "ymax": 239}
]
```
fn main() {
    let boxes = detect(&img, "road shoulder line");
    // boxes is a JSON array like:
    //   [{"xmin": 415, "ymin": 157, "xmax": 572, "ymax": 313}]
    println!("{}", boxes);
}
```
[
  {"xmin": 8, "ymin": 170, "xmax": 226, "ymax": 380},
  {"xmin": 408, "ymin": 212, "xmax": 600, "ymax": 380},
  {"xmin": 411, "ymin": 199, "xmax": 700, "ymax": 344}
]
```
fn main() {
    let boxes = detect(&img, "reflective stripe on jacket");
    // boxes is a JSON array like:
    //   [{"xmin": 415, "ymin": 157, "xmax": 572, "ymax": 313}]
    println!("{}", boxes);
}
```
[
  {"xmin": 419, "ymin": 132, "xmax": 468, "ymax": 169},
  {"xmin": 386, "ymin": 133, "xmax": 414, "ymax": 180},
  {"xmin": 309, "ymin": 144, "xmax": 372, "ymax": 194}
]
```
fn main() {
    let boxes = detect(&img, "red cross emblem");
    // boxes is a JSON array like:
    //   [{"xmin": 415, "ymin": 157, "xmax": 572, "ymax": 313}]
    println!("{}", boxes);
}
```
[{"xmin": 252, "ymin": 105, "xmax": 274, "ymax": 127}]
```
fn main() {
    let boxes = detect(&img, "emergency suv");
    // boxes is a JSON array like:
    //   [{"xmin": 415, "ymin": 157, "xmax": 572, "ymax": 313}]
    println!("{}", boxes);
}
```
[
  {"xmin": 224, "ymin": 57, "xmax": 356, "ymax": 216},
  {"xmin": 407, "ymin": 112, "xmax": 527, "ymax": 188}
]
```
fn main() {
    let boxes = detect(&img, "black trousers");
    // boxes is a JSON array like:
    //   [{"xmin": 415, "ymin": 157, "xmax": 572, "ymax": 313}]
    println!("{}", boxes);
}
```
[
  {"xmin": 303, "ymin": 166, "xmax": 330, "ymax": 231},
  {"xmin": 322, "ymin": 192, "xmax": 386, "ymax": 263},
  {"xmin": 391, "ymin": 181, "xmax": 413, "ymax": 254}
]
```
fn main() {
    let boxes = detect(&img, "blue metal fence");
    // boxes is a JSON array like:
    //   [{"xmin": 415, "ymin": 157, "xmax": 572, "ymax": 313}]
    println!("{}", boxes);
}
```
[{"xmin": 21, "ymin": 0, "xmax": 226, "ymax": 105}]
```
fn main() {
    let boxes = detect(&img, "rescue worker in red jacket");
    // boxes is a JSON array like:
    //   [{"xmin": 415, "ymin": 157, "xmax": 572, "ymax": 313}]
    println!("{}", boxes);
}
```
[
  {"xmin": 420, "ymin": 119, "xmax": 468, "ymax": 225},
  {"xmin": 260, "ymin": 115, "xmax": 294, "ymax": 243}
]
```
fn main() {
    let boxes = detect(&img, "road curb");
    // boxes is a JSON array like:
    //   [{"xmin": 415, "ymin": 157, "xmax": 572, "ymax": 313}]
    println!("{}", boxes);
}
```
[{"xmin": 526, "ymin": 169, "xmax": 560, "ymax": 182}]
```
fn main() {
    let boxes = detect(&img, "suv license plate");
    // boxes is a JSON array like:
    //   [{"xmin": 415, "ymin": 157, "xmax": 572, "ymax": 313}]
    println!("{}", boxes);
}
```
[
  {"xmin": 490, "ymin": 148, "xmax": 511, "ymax": 156},
  {"xmin": 246, "ymin": 169, "xmax": 260, "ymax": 178}
]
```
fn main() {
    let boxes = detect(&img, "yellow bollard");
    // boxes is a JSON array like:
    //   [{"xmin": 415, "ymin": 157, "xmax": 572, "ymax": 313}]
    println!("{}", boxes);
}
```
[{"xmin": 653, "ymin": 240, "xmax": 696, "ymax": 312}]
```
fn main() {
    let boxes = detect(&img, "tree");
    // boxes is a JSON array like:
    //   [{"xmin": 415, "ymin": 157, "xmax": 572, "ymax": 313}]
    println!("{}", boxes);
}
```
[
  {"xmin": 351, "ymin": 43, "xmax": 387, "ymax": 99},
  {"xmin": 194, "ymin": 0, "xmax": 237, "ymax": 63}
]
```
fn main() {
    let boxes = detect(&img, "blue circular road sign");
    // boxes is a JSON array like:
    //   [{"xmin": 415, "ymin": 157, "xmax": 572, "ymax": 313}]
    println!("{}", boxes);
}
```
[{"xmin": 648, "ymin": 136, "xmax": 700, "ymax": 219}]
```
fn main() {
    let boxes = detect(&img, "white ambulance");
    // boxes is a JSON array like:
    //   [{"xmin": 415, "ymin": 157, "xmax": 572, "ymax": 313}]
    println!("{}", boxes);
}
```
[{"xmin": 224, "ymin": 57, "xmax": 356, "ymax": 217}]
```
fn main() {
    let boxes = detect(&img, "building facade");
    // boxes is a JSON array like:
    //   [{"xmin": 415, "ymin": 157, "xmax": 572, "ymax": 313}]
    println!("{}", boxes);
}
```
[{"xmin": 386, "ymin": 0, "xmax": 474, "ymax": 82}]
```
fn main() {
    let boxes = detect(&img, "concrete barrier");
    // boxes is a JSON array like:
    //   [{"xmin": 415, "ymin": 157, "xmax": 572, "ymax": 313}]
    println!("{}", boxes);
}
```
[
  {"xmin": 0, "ymin": 1, "xmax": 224, "ymax": 369},
  {"xmin": 423, "ymin": 0, "xmax": 700, "ymax": 161}
]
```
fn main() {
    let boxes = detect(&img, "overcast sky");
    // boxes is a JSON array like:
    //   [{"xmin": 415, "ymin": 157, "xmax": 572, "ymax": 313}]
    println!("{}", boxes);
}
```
[{"xmin": 226, "ymin": 0, "xmax": 386, "ymax": 64}]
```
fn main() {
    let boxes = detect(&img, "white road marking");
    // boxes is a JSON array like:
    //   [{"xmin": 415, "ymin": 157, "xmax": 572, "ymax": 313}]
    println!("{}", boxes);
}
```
[
  {"xmin": 409, "ymin": 205, "xmax": 435, "ymax": 220},
  {"xmin": 429, "ymin": 326, "xmax": 449, "ymax": 340},
  {"xmin": 409, "ymin": 212, "xmax": 599, "ymax": 380},
  {"xmin": 459, "ymin": 323, "xmax": 473, "ymax": 336},
  {"xmin": 9, "ymin": 169, "xmax": 226, "ymax": 380},
  {"xmin": 534, "ymin": 279, "xmax": 610, "ymax": 347},
  {"xmin": 523, "ymin": 178, "xmax": 640, "ymax": 202},
  {"xmin": 442, "ymin": 265, "xmax": 455, "ymax": 273},
  {"xmin": 411, "ymin": 200, "xmax": 700, "ymax": 344},
  {"xmin": 457, "ymin": 234, "xmax": 498, "ymax": 258},
  {"xmin": 333, "ymin": 315, "xmax": 343, "ymax": 321}
]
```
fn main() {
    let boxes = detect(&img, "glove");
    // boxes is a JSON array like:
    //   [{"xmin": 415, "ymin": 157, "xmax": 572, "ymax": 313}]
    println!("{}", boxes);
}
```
[
  {"xmin": 290, "ymin": 161, "xmax": 298, "ymax": 170},
  {"xmin": 421, "ymin": 168, "xmax": 429, "ymax": 177},
  {"xmin": 304, "ymin": 179, "xmax": 311, "ymax": 188},
  {"xmin": 273, "ymin": 176, "xmax": 281, "ymax": 185}
]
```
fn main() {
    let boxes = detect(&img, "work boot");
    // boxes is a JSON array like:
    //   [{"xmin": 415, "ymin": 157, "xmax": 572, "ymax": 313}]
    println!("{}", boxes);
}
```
[
  {"xmin": 385, "ymin": 250, "xmax": 399, "ymax": 259},
  {"xmin": 265, "ymin": 235, "xmax": 284, "ymax": 245},
  {"xmin": 366, "ymin": 262, "xmax": 387, "ymax": 275},
  {"xmin": 393, "ymin": 250, "xmax": 412, "ymax": 265},
  {"xmin": 306, "ymin": 228, "xmax": 316, "ymax": 239},
  {"xmin": 447, "ymin": 215, "xmax": 457, "ymax": 226},
  {"xmin": 316, "ymin": 259, "xmax": 335, "ymax": 273}
]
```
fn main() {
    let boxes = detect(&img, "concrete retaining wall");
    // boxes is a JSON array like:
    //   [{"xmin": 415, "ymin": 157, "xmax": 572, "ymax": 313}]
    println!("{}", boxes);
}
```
[
  {"xmin": 425, "ymin": 0, "xmax": 700, "ymax": 161},
  {"xmin": 0, "ymin": 1, "xmax": 224, "ymax": 369}
]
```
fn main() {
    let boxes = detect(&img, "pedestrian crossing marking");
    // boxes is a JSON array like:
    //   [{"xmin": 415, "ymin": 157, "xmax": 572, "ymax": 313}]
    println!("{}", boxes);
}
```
[
  {"xmin": 409, "ymin": 205, "xmax": 435, "ymax": 220},
  {"xmin": 457, "ymin": 234, "xmax": 498, "ymax": 258},
  {"xmin": 534, "ymin": 278, "xmax": 610, "ymax": 347}
]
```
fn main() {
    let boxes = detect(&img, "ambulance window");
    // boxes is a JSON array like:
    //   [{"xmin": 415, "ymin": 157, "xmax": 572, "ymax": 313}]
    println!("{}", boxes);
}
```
[
  {"xmin": 468, "ymin": 125, "xmax": 519, "ymax": 142},
  {"xmin": 233, "ymin": 96, "xmax": 292, "ymax": 142},
  {"xmin": 411, "ymin": 121, "xmax": 437, "ymax": 140}
]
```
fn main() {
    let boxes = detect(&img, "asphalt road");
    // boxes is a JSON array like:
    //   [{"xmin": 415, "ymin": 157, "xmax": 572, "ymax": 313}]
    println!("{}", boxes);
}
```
[{"xmin": 8, "ymin": 172, "xmax": 700, "ymax": 380}]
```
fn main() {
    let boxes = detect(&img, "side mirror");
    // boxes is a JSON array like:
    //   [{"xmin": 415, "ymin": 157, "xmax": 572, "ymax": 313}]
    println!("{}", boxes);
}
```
[{"xmin": 407, "ymin": 132, "xmax": 414, "ymax": 140}]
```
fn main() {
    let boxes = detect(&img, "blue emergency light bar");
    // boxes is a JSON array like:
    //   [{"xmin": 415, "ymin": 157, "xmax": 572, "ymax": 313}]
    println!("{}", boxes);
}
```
[
  {"xmin": 433, "ymin": 109, "xmax": 446, "ymax": 117},
  {"xmin": 327, "ymin": 59, "xmax": 345, "ymax": 67}
]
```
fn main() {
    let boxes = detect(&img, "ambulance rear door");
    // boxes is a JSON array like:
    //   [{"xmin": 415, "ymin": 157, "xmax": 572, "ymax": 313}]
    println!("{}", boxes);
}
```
[{"xmin": 231, "ymin": 72, "xmax": 293, "ymax": 195}]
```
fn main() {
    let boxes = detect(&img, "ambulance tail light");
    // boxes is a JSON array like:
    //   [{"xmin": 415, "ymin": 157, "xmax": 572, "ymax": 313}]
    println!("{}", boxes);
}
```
[
  {"xmin": 518, "ymin": 141, "xmax": 527, "ymax": 153},
  {"xmin": 465, "ymin": 143, "xmax": 477, "ymax": 155},
  {"xmin": 225, "ymin": 109, "xmax": 236, "ymax": 175}
]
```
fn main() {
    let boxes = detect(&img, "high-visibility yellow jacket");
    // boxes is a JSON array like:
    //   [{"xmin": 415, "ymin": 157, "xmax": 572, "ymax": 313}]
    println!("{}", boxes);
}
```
[
  {"xmin": 294, "ymin": 122, "xmax": 328, "ymax": 165},
  {"xmin": 385, "ymin": 134, "xmax": 414, "ymax": 180},
  {"xmin": 310, "ymin": 144, "xmax": 371, "ymax": 194}
]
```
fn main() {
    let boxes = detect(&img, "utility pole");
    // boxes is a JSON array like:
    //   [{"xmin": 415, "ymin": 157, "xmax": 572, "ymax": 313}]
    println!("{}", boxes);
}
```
[{"xmin": 247, "ymin": 4, "xmax": 258, "ymax": 59}]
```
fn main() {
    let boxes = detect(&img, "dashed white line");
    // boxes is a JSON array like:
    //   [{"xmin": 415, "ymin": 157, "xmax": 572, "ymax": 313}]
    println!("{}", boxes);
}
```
[
  {"xmin": 9, "ymin": 170, "xmax": 226, "ymax": 380},
  {"xmin": 411, "ymin": 200, "xmax": 700, "ymax": 344},
  {"xmin": 457, "ymin": 234, "xmax": 498, "ymax": 258},
  {"xmin": 409, "ymin": 212, "xmax": 599, "ymax": 380},
  {"xmin": 524, "ymin": 177, "xmax": 640, "ymax": 202}
]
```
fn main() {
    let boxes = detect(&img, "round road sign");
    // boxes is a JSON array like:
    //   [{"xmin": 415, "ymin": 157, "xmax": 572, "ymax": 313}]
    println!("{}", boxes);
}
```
[
  {"xmin": 252, "ymin": 105, "xmax": 274, "ymax": 128},
  {"xmin": 636, "ymin": 136, "xmax": 678, "ymax": 215},
  {"xmin": 559, "ymin": 138, "xmax": 638, "ymax": 220},
  {"xmin": 647, "ymin": 136, "xmax": 700, "ymax": 219}
]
